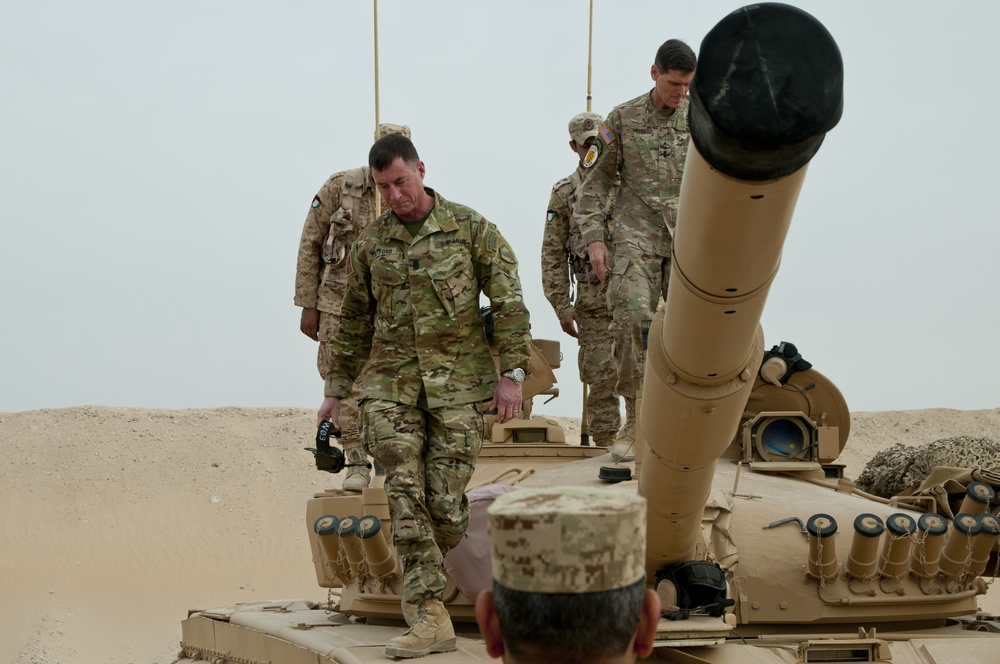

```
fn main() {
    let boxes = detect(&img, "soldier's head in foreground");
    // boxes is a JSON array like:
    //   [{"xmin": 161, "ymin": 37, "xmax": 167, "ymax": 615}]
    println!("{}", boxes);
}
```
[
  {"xmin": 651, "ymin": 39, "xmax": 696, "ymax": 110},
  {"xmin": 568, "ymin": 111, "xmax": 604, "ymax": 164},
  {"xmin": 476, "ymin": 487, "xmax": 661, "ymax": 664}
]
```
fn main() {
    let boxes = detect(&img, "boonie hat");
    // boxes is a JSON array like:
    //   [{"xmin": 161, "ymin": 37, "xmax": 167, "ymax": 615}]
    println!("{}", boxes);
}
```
[{"xmin": 487, "ymin": 486, "xmax": 646, "ymax": 594}]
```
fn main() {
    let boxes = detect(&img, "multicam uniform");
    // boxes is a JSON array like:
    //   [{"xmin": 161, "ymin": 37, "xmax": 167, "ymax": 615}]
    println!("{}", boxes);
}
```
[
  {"xmin": 294, "ymin": 167, "xmax": 375, "ymax": 460},
  {"xmin": 324, "ymin": 189, "xmax": 530, "ymax": 604},
  {"xmin": 575, "ymin": 93, "xmax": 690, "ymax": 400},
  {"xmin": 541, "ymin": 168, "xmax": 620, "ymax": 445}
]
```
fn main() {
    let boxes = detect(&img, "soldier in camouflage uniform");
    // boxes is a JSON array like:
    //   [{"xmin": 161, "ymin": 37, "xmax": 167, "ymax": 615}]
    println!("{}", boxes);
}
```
[
  {"xmin": 317, "ymin": 134, "xmax": 531, "ymax": 659},
  {"xmin": 541, "ymin": 112, "xmax": 621, "ymax": 447},
  {"xmin": 294, "ymin": 123, "xmax": 410, "ymax": 492},
  {"xmin": 476, "ymin": 487, "xmax": 661, "ymax": 663},
  {"xmin": 574, "ymin": 40, "xmax": 697, "ymax": 462}
]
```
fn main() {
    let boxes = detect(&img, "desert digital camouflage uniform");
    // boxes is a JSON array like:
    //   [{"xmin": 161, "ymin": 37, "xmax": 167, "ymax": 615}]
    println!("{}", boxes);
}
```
[
  {"xmin": 294, "ymin": 124, "xmax": 410, "ymax": 485},
  {"xmin": 294, "ymin": 166, "xmax": 374, "ymax": 470},
  {"xmin": 324, "ymin": 189, "xmax": 531, "ymax": 603},
  {"xmin": 487, "ymin": 486, "xmax": 646, "ymax": 593},
  {"xmin": 542, "ymin": 168, "xmax": 620, "ymax": 445},
  {"xmin": 575, "ymin": 93, "xmax": 690, "ymax": 400}
]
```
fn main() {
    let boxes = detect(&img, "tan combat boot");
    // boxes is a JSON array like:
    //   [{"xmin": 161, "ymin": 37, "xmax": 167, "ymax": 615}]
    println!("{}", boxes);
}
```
[
  {"xmin": 342, "ymin": 445, "xmax": 371, "ymax": 492},
  {"xmin": 384, "ymin": 599, "xmax": 456, "ymax": 658},
  {"xmin": 593, "ymin": 434, "xmax": 615, "ymax": 448},
  {"xmin": 611, "ymin": 398, "xmax": 637, "ymax": 462}
]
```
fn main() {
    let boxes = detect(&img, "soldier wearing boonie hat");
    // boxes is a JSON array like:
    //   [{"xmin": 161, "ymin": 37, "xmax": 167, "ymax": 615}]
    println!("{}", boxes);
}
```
[
  {"xmin": 475, "ymin": 487, "xmax": 661, "ymax": 663},
  {"xmin": 568, "ymin": 112, "xmax": 603, "ymax": 145},
  {"xmin": 541, "ymin": 114, "xmax": 622, "ymax": 450},
  {"xmin": 294, "ymin": 122, "xmax": 411, "ymax": 493}
]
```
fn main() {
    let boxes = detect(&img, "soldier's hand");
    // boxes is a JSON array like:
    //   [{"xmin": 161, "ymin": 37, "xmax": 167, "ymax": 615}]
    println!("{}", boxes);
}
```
[
  {"xmin": 300, "ymin": 307, "xmax": 320, "ymax": 341},
  {"xmin": 317, "ymin": 396, "xmax": 342, "ymax": 430},
  {"xmin": 490, "ymin": 377, "xmax": 523, "ymax": 424},
  {"xmin": 559, "ymin": 312, "xmax": 582, "ymax": 340},
  {"xmin": 588, "ymin": 241, "xmax": 611, "ymax": 284}
]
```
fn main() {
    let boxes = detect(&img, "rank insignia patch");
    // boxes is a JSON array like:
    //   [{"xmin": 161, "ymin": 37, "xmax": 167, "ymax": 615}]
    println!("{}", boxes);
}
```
[
  {"xmin": 546, "ymin": 210, "xmax": 557, "ymax": 222},
  {"xmin": 311, "ymin": 195, "xmax": 322, "ymax": 208},
  {"xmin": 583, "ymin": 144, "xmax": 600, "ymax": 168},
  {"xmin": 599, "ymin": 123, "xmax": 616, "ymax": 145}
]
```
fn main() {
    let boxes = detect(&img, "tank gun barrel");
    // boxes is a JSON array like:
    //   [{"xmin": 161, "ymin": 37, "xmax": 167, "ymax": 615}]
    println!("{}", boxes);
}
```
[{"xmin": 639, "ymin": 3, "xmax": 844, "ymax": 575}]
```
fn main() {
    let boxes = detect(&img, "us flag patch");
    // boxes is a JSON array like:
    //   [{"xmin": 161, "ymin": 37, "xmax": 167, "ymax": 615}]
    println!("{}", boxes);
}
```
[{"xmin": 599, "ymin": 123, "xmax": 616, "ymax": 145}]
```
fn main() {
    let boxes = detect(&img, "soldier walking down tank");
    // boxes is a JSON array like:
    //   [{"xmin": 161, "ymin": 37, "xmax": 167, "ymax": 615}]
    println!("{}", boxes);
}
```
[
  {"xmin": 541, "ymin": 112, "xmax": 621, "ymax": 447},
  {"xmin": 476, "ymin": 487, "xmax": 661, "ymax": 663},
  {"xmin": 294, "ymin": 123, "xmax": 411, "ymax": 491},
  {"xmin": 317, "ymin": 134, "xmax": 531, "ymax": 659},
  {"xmin": 574, "ymin": 40, "xmax": 696, "ymax": 461}
]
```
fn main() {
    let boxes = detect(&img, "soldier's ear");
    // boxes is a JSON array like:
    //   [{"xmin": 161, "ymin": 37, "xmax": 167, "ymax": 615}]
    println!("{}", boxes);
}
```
[
  {"xmin": 474, "ymin": 590, "xmax": 505, "ymax": 659},
  {"xmin": 634, "ymin": 588, "xmax": 662, "ymax": 659}
]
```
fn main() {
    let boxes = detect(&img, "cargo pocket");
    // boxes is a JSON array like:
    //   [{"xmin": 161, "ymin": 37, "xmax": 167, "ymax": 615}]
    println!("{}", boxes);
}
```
[
  {"xmin": 441, "ymin": 402, "xmax": 485, "ymax": 461},
  {"xmin": 608, "ymin": 256, "xmax": 631, "ymax": 312}
]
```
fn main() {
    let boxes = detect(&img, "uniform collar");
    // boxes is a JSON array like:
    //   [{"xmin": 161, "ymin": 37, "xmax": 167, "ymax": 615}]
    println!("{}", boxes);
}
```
[
  {"xmin": 382, "ymin": 189, "xmax": 459, "ymax": 243},
  {"xmin": 645, "ymin": 91, "xmax": 689, "ymax": 129}
]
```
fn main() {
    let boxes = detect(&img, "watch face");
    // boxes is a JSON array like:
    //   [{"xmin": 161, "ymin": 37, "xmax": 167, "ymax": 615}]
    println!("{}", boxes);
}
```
[{"xmin": 503, "ymin": 368, "xmax": 525, "ymax": 384}]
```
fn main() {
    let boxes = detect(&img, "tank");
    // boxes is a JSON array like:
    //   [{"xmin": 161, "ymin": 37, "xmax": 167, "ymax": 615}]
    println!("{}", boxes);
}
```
[{"xmin": 174, "ymin": 4, "xmax": 1000, "ymax": 663}]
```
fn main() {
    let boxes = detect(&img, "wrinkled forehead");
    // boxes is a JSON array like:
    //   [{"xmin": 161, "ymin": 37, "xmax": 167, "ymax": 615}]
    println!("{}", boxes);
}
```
[{"xmin": 372, "ymin": 157, "xmax": 421, "ymax": 184}]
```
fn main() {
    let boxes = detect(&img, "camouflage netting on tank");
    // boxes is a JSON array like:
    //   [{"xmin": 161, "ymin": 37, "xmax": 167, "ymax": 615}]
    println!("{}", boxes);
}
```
[{"xmin": 856, "ymin": 436, "xmax": 1000, "ymax": 499}]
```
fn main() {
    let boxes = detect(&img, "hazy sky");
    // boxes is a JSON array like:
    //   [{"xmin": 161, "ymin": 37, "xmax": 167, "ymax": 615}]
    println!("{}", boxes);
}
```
[{"xmin": 3, "ymin": 1, "xmax": 998, "ymax": 421}]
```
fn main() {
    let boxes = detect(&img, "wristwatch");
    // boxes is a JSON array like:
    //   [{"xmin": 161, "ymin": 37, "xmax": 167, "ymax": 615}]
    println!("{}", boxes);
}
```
[{"xmin": 501, "ymin": 368, "xmax": 526, "ymax": 384}]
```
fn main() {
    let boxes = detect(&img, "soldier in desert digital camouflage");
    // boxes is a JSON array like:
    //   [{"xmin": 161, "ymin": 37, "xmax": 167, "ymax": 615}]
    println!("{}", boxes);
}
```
[
  {"xmin": 294, "ymin": 123, "xmax": 410, "ymax": 491},
  {"xmin": 476, "ymin": 486, "xmax": 661, "ymax": 663}
]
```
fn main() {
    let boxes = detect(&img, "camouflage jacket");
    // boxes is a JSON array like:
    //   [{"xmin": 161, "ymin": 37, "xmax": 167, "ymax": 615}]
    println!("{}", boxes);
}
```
[
  {"xmin": 575, "ymin": 92, "xmax": 690, "ymax": 257},
  {"xmin": 540, "ymin": 167, "xmax": 616, "ymax": 320},
  {"xmin": 294, "ymin": 167, "xmax": 377, "ymax": 314},
  {"xmin": 324, "ymin": 190, "xmax": 531, "ymax": 409}
]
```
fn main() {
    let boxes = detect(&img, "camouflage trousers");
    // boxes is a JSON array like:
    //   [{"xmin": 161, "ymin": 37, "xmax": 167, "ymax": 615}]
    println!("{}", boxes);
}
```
[
  {"xmin": 606, "ymin": 246, "xmax": 670, "ymax": 400},
  {"xmin": 575, "ymin": 278, "xmax": 620, "ymax": 444},
  {"xmin": 318, "ymin": 311, "xmax": 362, "ymax": 455},
  {"xmin": 359, "ymin": 398, "xmax": 485, "ymax": 604}
]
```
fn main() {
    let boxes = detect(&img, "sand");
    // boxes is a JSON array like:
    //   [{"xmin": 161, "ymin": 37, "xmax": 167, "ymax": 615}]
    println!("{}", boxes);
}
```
[{"xmin": 2, "ymin": 405, "xmax": 1000, "ymax": 663}]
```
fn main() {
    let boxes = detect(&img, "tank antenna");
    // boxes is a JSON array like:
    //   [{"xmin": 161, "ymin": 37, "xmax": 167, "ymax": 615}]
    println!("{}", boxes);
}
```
[
  {"xmin": 373, "ymin": 0, "xmax": 382, "ymax": 218},
  {"xmin": 586, "ymin": 0, "xmax": 594, "ymax": 111},
  {"xmin": 579, "ymin": 0, "xmax": 595, "ymax": 443}
]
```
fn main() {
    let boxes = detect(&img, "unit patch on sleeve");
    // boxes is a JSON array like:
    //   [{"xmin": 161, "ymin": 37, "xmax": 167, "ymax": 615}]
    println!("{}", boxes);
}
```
[
  {"xmin": 546, "ymin": 209, "xmax": 557, "ymax": 222},
  {"xmin": 583, "ymin": 144, "xmax": 601, "ymax": 168},
  {"xmin": 311, "ymin": 195, "xmax": 322, "ymax": 208}
]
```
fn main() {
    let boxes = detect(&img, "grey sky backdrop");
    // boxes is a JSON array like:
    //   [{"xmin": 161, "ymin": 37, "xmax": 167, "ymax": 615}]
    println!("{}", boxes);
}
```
[{"xmin": 3, "ymin": 1, "xmax": 998, "ymax": 420}]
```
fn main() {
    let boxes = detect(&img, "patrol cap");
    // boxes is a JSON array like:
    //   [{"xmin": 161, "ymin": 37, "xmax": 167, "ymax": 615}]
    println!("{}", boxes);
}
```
[
  {"xmin": 375, "ymin": 123, "xmax": 411, "ymax": 140},
  {"xmin": 568, "ymin": 112, "xmax": 603, "ymax": 144},
  {"xmin": 487, "ymin": 486, "xmax": 646, "ymax": 594}
]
